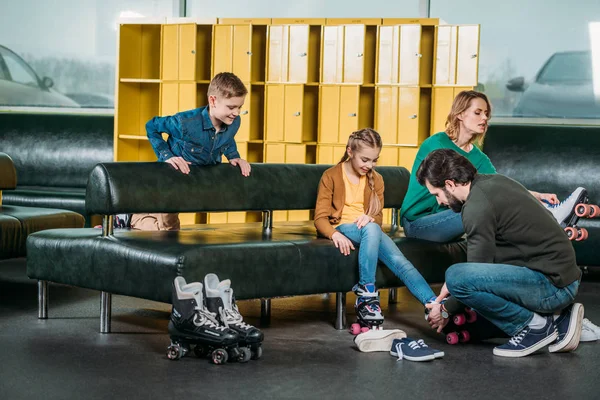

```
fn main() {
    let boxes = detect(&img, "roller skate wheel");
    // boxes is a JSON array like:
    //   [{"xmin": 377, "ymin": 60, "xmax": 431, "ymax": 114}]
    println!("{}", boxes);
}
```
[
  {"xmin": 575, "ymin": 203, "xmax": 590, "ymax": 218},
  {"xmin": 167, "ymin": 344, "xmax": 183, "ymax": 360},
  {"xmin": 565, "ymin": 226, "xmax": 577, "ymax": 240},
  {"xmin": 465, "ymin": 309, "xmax": 477, "ymax": 323},
  {"xmin": 446, "ymin": 332, "xmax": 459, "ymax": 345},
  {"xmin": 238, "ymin": 347, "xmax": 252, "ymax": 363},
  {"xmin": 360, "ymin": 327, "xmax": 370, "ymax": 333},
  {"xmin": 453, "ymin": 314, "xmax": 467, "ymax": 326},
  {"xmin": 251, "ymin": 345, "xmax": 263, "ymax": 360},
  {"xmin": 194, "ymin": 344, "xmax": 208, "ymax": 358},
  {"xmin": 589, "ymin": 205, "xmax": 600, "ymax": 218},
  {"xmin": 349, "ymin": 323, "xmax": 362, "ymax": 335},
  {"xmin": 211, "ymin": 348, "xmax": 229, "ymax": 365},
  {"xmin": 459, "ymin": 330, "xmax": 471, "ymax": 343},
  {"xmin": 576, "ymin": 228, "xmax": 588, "ymax": 241}
]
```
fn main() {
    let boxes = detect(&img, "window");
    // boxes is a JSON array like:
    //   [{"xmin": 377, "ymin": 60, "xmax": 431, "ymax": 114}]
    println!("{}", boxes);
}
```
[{"xmin": 0, "ymin": 46, "xmax": 39, "ymax": 87}]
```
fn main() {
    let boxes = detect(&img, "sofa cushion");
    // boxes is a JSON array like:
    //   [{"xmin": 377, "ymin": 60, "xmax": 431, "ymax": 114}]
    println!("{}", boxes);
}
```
[
  {"xmin": 0, "ymin": 214, "xmax": 21, "ymax": 259},
  {"xmin": 2, "ymin": 187, "xmax": 87, "ymax": 218}
]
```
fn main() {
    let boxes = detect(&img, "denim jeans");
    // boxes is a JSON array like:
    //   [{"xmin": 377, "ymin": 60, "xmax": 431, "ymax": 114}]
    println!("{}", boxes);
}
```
[
  {"xmin": 335, "ymin": 222, "xmax": 435, "ymax": 305},
  {"xmin": 401, "ymin": 209, "xmax": 464, "ymax": 243},
  {"xmin": 446, "ymin": 262, "xmax": 581, "ymax": 336}
]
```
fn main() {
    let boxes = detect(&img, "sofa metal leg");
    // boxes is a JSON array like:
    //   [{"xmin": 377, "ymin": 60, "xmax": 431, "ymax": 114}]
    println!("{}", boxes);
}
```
[
  {"xmin": 335, "ymin": 292, "xmax": 347, "ymax": 330},
  {"xmin": 388, "ymin": 288, "xmax": 398, "ymax": 304},
  {"xmin": 260, "ymin": 298, "xmax": 271, "ymax": 327},
  {"xmin": 38, "ymin": 280, "xmax": 48, "ymax": 319},
  {"xmin": 100, "ymin": 292, "xmax": 112, "ymax": 333}
]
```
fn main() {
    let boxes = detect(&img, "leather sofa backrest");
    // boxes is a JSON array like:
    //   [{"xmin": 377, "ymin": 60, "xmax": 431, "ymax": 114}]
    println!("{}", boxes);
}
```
[
  {"xmin": 0, "ymin": 113, "xmax": 113, "ymax": 188},
  {"xmin": 0, "ymin": 152, "xmax": 17, "ymax": 190},
  {"xmin": 483, "ymin": 124, "xmax": 600, "ymax": 204},
  {"xmin": 86, "ymin": 162, "xmax": 410, "ymax": 215}
]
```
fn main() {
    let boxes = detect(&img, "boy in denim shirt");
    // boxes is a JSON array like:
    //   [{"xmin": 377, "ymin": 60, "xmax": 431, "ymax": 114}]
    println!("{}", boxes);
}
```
[{"xmin": 131, "ymin": 72, "xmax": 250, "ymax": 231}]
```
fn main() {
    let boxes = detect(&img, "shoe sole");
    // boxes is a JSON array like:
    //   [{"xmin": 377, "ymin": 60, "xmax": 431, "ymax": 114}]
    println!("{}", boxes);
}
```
[
  {"xmin": 493, "ymin": 330, "xmax": 559, "ymax": 358},
  {"xmin": 549, "ymin": 303, "xmax": 584, "ymax": 353},
  {"xmin": 356, "ymin": 329, "xmax": 406, "ymax": 352},
  {"xmin": 390, "ymin": 353, "xmax": 435, "ymax": 362}
]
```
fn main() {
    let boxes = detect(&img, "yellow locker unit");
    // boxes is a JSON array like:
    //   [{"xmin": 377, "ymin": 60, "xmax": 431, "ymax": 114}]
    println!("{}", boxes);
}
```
[
  {"xmin": 212, "ymin": 20, "xmax": 268, "ymax": 83},
  {"xmin": 430, "ymin": 86, "xmax": 472, "ymax": 134},
  {"xmin": 318, "ymin": 85, "xmax": 375, "ymax": 144},
  {"xmin": 321, "ymin": 19, "xmax": 379, "ymax": 84},
  {"xmin": 264, "ymin": 84, "xmax": 318, "ymax": 143},
  {"xmin": 433, "ymin": 25, "xmax": 480, "ymax": 87},
  {"xmin": 267, "ymin": 19, "xmax": 324, "ymax": 83}
]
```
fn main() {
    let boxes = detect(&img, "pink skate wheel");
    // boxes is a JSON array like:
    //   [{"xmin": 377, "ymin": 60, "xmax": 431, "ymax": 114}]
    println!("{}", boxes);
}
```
[
  {"xmin": 446, "ymin": 332, "xmax": 459, "ymax": 345},
  {"xmin": 575, "ymin": 204, "xmax": 590, "ymax": 218},
  {"xmin": 453, "ymin": 314, "xmax": 467, "ymax": 326},
  {"xmin": 576, "ymin": 228, "xmax": 588, "ymax": 241},
  {"xmin": 565, "ymin": 226, "xmax": 577, "ymax": 240},
  {"xmin": 460, "ymin": 330, "xmax": 471, "ymax": 343},
  {"xmin": 465, "ymin": 309, "xmax": 477, "ymax": 323},
  {"xmin": 589, "ymin": 205, "xmax": 600, "ymax": 218},
  {"xmin": 360, "ymin": 327, "xmax": 370, "ymax": 333},
  {"xmin": 349, "ymin": 323, "xmax": 361, "ymax": 335}
]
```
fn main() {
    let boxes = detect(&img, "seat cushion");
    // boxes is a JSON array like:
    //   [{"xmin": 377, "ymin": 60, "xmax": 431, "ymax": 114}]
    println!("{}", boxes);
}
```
[
  {"xmin": 2, "ymin": 187, "xmax": 87, "ymax": 218},
  {"xmin": 572, "ymin": 218, "xmax": 600, "ymax": 267},
  {"xmin": 0, "ymin": 214, "xmax": 22, "ymax": 259},
  {"xmin": 2, "ymin": 205, "xmax": 84, "ymax": 256},
  {"xmin": 26, "ymin": 223, "xmax": 466, "ymax": 304}
]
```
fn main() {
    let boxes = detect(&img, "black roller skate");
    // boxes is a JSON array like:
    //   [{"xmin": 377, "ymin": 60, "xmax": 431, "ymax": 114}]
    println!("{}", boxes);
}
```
[
  {"xmin": 204, "ymin": 273, "xmax": 264, "ymax": 361},
  {"xmin": 167, "ymin": 277, "xmax": 244, "ymax": 364},
  {"xmin": 349, "ymin": 283, "xmax": 384, "ymax": 335}
]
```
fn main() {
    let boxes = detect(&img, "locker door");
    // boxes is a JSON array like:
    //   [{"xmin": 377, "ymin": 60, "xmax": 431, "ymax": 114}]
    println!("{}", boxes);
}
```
[
  {"xmin": 265, "ymin": 143, "xmax": 286, "ymax": 162},
  {"xmin": 397, "ymin": 87, "xmax": 420, "ymax": 146},
  {"xmin": 232, "ymin": 25, "xmax": 252, "ymax": 82},
  {"xmin": 338, "ymin": 86, "xmax": 360, "ymax": 142},
  {"xmin": 236, "ymin": 89, "xmax": 251, "ymax": 142},
  {"xmin": 287, "ymin": 25, "xmax": 309, "ymax": 82},
  {"xmin": 343, "ymin": 25, "xmax": 366, "ymax": 83},
  {"xmin": 375, "ymin": 87, "xmax": 399, "ymax": 145},
  {"xmin": 160, "ymin": 83, "xmax": 179, "ymax": 115},
  {"xmin": 318, "ymin": 86, "xmax": 341, "ymax": 143},
  {"xmin": 456, "ymin": 25, "xmax": 480, "ymax": 86},
  {"xmin": 212, "ymin": 25, "xmax": 233, "ymax": 76},
  {"xmin": 284, "ymin": 85, "xmax": 304, "ymax": 143},
  {"xmin": 178, "ymin": 83, "xmax": 197, "ymax": 111},
  {"xmin": 378, "ymin": 147, "xmax": 399, "ymax": 167},
  {"xmin": 317, "ymin": 145, "xmax": 335, "ymax": 164},
  {"xmin": 431, "ymin": 87, "xmax": 455, "ymax": 134},
  {"xmin": 398, "ymin": 24, "xmax": 421, "ymax": 86},
  {"xmin": 179, "ymin": 24, "xmax": 197, "ymax": 81},
  {"xmin": 267, "ymin": 25, "xmax": 286, "ymax": 82},
  {"xmin": 265, "ymin": 85, "xmax": 285, "ymax": 141},
  {"xmin": 377, "ymin": 26, "xmax": 399, "ymax": 84},
  {"xmin": 161, "ymin": 25, "xmax": 178, "ymax": 80},
  {"xmin": 321, "ymin": 26, "xmax": 344, "ymax": 83},
  {"xmin": 434, "ymin": 26, "xmax": 458, "ymax": 85}
]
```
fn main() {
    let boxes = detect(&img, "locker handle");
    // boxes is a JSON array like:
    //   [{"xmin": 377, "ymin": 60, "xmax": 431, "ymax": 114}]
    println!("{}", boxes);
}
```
[
  {"xmin": 415, "ymin": 53, "xmax": 422, "ymax": 58},
  {"xmin": 471, "ymin": 54, "xmax": 478, "ymax": 59},
  {"xmin": 191, "ymin": 50, "xmax": 196, "ymax": 54},
  {"xmin": 298, "ymin": 52, "xmax": 307, "ymax": 57},
  {"xmin": 410, "ymin": 114, "xmax": 417, "ymax": 119},
  {"xmin": 348, "ymin": 113, "xmax": 357, "ymax": 117},
  {"xmin": 246, "ymin": 51, "xmax": 253, "ymax": 55},
  {"xmin": 357, "ymin": 53, "xmax": 364, "ymax": 57},
  {"xmin": 294, "ymin": 112, "xmax": 301, "ymax": 116},
  {"xmin": 241, "ymin": 110, "xmax": 249, "ymax": 115}
]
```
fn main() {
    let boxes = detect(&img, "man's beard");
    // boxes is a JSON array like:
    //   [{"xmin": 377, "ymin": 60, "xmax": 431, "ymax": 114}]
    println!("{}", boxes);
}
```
[{"xmin": 443, "ymin": 187, "xmax": 465, "ymax": 213}]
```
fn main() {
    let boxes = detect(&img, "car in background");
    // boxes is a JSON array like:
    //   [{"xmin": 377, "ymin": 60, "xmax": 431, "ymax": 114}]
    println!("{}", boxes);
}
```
[
  {"xmin": 506, "ymin": 51, "xmax": 600, "ymax": 118},
  {"xmin": 64, "ymin": 92, "xmax": 114, "ymax": 108},
  {"xmin": 0, "ymin": 44, "xmax": 79, "ymax": 107}
]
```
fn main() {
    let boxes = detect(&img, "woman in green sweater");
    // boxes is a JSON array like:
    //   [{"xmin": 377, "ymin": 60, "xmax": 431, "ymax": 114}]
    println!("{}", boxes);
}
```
[{"xmin": 400, "ymin": 90, "xmax": 559, "ymax": 242}]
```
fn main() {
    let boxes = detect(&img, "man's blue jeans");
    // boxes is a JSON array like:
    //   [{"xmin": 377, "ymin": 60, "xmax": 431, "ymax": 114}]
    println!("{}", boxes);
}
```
[
  {"xmin": 402, "ymin": 209, "xmax": 464, "ymax": 243},
  {"xmin": 336, "ymin": 222, "xmax": 435, "ymax": 305},
  {"xmin": 446, "ymin": 262, "xmax": 580, "ymax": 336}
]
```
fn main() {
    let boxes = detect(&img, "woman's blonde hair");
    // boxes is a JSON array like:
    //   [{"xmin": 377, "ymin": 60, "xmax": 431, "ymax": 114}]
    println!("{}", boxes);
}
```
[
  {"xmin": 338, "ymin": 128, "xmax": 383, "ymax": 217},
  {"xmin": 445, "ymin": 90, "xmax": 492, "ymax": 146}
]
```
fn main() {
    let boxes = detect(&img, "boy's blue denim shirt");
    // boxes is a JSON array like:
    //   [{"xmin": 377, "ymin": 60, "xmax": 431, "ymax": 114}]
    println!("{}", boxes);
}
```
[{"xmin": 146, "ymin": 105, "xmax": 241, "ymax": 165}]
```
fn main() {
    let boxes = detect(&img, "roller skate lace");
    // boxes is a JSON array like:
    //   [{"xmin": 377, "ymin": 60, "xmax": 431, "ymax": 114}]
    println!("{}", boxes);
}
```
[{"xmin": 219, "ymin": 306, "xmax": 252, "ymax": 329}]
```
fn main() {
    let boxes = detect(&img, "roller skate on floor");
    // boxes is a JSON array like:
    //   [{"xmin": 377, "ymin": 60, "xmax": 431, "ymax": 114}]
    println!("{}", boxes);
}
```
[
  {"xmin": 349, "ymin": 283, "xmax": 384, "ymax": 335},
  {"xmin": 166, "ymin": 276, "xmax": 247, "ymax": 364},
  {"xmin": 204, "ymin": 273, "xmax": 264, "ymax": 360},
  {"xmin": 543, "ymin": 187, "xmax": 600, "ymax": 241}
]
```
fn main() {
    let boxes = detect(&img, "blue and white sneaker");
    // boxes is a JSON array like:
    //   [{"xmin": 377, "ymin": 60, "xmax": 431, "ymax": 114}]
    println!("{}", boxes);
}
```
[
  {"xmin": 493, "ymin": 316, "xmax": 557, "ymax": 358},
  {"xmin": 416, "ymin": 339, "xmax": 445, "ymax": 358},
  {"xmin": 549, "ymin": 303, "xmax": 584, "ymax": 353},
  {"xmin": 390, "ymin": 338, "xmax": 436, "ymax": 362},
  {"xmin": 542, "ymin": 187, "xmax": 587, "ymax": 228}
]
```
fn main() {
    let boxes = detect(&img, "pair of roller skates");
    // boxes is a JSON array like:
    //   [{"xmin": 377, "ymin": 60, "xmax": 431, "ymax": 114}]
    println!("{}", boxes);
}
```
[
  {"xmin": 543, "ymin": 187, "xmax": 599, "ymax": 241},
  {"xmin": 166, "ymin": 274, "xmax": 264, "ymax": 364},
  {"xmin": 349, "ymin": 283, "xmax": 384, "ymax": 335}
]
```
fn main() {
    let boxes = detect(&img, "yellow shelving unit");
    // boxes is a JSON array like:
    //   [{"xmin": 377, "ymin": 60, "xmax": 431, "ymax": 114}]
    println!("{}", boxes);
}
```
[{"xmin": 114, "ymin": 17, "xmax": 480, "ymax": 226}]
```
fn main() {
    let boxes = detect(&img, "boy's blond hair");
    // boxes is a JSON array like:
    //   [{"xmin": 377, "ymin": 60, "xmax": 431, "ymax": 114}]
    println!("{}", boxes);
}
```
[{"xmin": 207, "ymin": 72, "xmax": 248, "ymax": 99}]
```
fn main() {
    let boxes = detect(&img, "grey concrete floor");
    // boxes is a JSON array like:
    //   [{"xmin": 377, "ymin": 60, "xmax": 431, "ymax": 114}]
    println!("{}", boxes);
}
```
[{"xmin": 1, "ymin": 258, "xmax": 599, "ymax": 400}]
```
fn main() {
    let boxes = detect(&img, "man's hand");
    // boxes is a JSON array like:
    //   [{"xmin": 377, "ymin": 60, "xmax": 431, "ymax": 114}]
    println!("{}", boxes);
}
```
[
  {"xmin": 332, "ymin": 231, "xmax": 355, "ymax": 256},
  {"xmin": 354, "ymin": 214, "xmax": 375, "ymax": 229},
  {"xmin": 230, "ymin": 158, "xmax": 251, "ymax": 177},
  {"xmin": 530, "ymin": 190, "xmax": 559, "ymax": 205},
  {"xmin": 166, "ymin": 156, "xmax": 192, "ymax": 174},
  {"xmin": 425, "ymin": 303, "xmax": 450, "ymax": 333},
  {"xmin": 435, "ymin": 282, "xmax": 450, "ymax": 303}
]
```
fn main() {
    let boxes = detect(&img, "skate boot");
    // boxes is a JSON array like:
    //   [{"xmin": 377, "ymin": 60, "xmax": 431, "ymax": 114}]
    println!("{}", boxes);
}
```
[
  {"xmin": 349, "ymin": 283, "xmax": 384, "ymax": 334},
  {"xmin": 542, "ymin": 187, "xmax": 588, "ymax": 228},
  {"xmin": 167, "ymin": 276, "xmax": 243, "ymax": 364},
  {"xmin": 204, "ymin": 273, "xmax": 264, "ymax": 361}
]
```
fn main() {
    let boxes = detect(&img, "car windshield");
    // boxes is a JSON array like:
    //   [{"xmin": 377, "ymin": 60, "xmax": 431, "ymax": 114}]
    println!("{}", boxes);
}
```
[{"xmin": 536, "ymin": 52, "xmax": 593, "ymax": 83}]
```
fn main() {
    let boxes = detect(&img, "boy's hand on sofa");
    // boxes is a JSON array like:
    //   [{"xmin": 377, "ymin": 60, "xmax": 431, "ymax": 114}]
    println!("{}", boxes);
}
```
[
  {"xmin": 229, "ymin": 158, "xmax": 251, "ymax": 177},
  {"xmin": 332, "ymin": 231, "xmax": 355, "ymax": 256},
  {"xmin": 166, "ymin": 157, "xmax": 192, "ymax": 174}
]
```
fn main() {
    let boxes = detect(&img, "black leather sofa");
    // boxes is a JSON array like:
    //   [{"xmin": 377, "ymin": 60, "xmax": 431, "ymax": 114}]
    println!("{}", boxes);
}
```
[
  {"xmin": 26, "ymin": 162, "xmax": 467, "ymax": 332},
  {"xmin": 0, "ymin": 153, "xmax": 85, "ymax": 259},
  {"xmin": 0, "ymin": 113, "xmax": 113, "ymax": 226}
]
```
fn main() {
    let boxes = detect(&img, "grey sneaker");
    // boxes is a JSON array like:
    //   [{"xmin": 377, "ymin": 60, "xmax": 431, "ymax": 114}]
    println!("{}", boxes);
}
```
[
  {"xmin": 581, "ymin": 318, "xmax": 600, "ymax": 342},
  {"xmin": 548, "ymin": 303, "xmax": 584, "ymax": 353}
]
